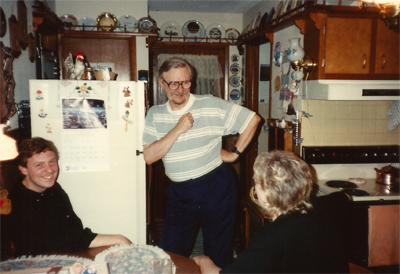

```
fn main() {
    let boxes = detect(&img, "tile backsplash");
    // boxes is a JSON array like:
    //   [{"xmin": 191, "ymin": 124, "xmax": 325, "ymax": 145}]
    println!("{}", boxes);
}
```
[{"xmin": 300, "ymin": 100, "xmax": 400, "ymax": 146}]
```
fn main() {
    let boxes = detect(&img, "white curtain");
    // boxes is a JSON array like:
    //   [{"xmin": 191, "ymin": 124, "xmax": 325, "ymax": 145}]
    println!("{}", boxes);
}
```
[{"xmin": 154, "ymin": 54, "xmax": 223, "ymax": 105}]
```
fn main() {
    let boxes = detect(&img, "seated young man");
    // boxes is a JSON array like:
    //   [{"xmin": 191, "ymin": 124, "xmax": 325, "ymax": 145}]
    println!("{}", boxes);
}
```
[{"xmin": 5, "ymin": 137, "xmax": 131, "ymax": 257}]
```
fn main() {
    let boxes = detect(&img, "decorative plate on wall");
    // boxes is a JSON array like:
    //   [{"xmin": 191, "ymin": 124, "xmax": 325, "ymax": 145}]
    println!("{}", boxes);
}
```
[
  {"xmin": 118, "ymin": 15, "xmax": 137, "ymax": 32},
  {"xmin": 206, "ymin": 23, "xmax": 225, "ymax": 40},
  {"xmin": 272, "ymin": 1, "xmax": 283, "ymax": 24},
  {"xmin": 259, "ymin": 12, "xmax": 269, "ymax": 30},
  {"xmin": 225, "ymin": 28, "xmax": 240, "ymax": 40},
  {"xmin": 78, "ymin": 16, "xmax": 96, "ymax": 31},
  {"xmin": 229, "ymin": 75, "xmax": 241, "ymax": 87},
  {"xmin": 230, "ymin": 89, "xmax": 241, "ymax": 100},
  {"xmin": 17, "ymin": 0, "xmax": 28, "ymax": 50},
  {"xmin": 160, "ymin": 21, "xmax": 181, "ymax": 41},
  {"xmin": 97, "ymin": 12, "xmax": 117, "ymax": 32},
  {"xmin": 251, "ymin": 11, "xmax": 262, "ymax": 31},
  {"xmin": 266, "ymin": 7, "xmax": 275, "ymax": 24},
  {"xmin": 230, "ymin": 63, "xmax": 241, "ymax": 75},
  {"xmin": 0, "ymin": 8, "xmax": 6, "ymax": 37},
  {"xmin": 182, "ymin": 20, "xmax": 205, "ymax": 42},
  {"xmin": 138, "ymin": 17, "xmax": 157, "ymax": 33},
  {"xmin": 231, "ymin": 54, "xmax": 240, "ymax": 62},
  {"xmin": 9, "ymin": 14, "xmax": 21, "ymax": 58},
  {"xmin": 28, "ymin": 32, "xmax": 35, "ymax": 62},
  {"xmin": 60, "ymin": 14, "xmax": 78, "ymax": 30}
]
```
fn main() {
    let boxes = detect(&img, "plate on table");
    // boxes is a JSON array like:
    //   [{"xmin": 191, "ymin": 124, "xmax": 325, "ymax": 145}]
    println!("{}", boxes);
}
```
[
  {"xmin": 138, "ymin": 17, "xmax": 157, "ymax": 33},
  {"xmin": 77, "ymin": 16, "xmax": 95, "ymax": 31},
  {"xmin": 118, "ymin": 15, "xmax": 137, "ymax": 32},
  {"xmin": 225, "ymin": 28, "xmax": 240, "ymax": 40},
  {"xmin": 60, "ymin": 14, "xmax": 78, "ymax": 30},
  {"xmin": 326, "ymin": 180, "xmax": 358, "ymax": 188},
  {"xmin": 97, "ymin": 12, "xmax": 117, "ymax": 32},
  {"xmin": 182, "ymin": 20, "xmax": 205, "ymax": 42},
  {"xmin": 160, "ymin": 21, "xmax": 182, "ymax": 41},
  {"xmin": 206, "ymin": 23, "xmax": 225, "ymax": 40}
]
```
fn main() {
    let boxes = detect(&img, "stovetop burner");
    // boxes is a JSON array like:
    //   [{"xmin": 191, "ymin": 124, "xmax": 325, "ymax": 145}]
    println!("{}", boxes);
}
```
[
  {"xmin": 342, "ymin": 189, "xmax": 370, "ymax": 197},
  {"xmin": 326, "ymin": 180, "xmax": 358, "ymax": 188}
]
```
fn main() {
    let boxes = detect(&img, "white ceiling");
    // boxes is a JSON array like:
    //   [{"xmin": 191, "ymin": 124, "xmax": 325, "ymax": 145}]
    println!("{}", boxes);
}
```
[{"xmin": 148, "ymin": 0, "xmax": 265, "ymax": 14}]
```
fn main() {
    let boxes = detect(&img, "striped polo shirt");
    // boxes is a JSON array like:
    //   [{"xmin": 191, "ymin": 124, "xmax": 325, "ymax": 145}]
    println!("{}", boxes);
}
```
[{"xmin": 143, "ymin": 94, "xmax": 255, "ymax": 182}]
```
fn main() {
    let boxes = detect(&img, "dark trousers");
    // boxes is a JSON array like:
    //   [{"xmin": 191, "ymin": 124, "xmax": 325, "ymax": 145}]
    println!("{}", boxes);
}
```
[{"xmin": 159, "ymin": 163, "xmax": 237, "ymax": 268}]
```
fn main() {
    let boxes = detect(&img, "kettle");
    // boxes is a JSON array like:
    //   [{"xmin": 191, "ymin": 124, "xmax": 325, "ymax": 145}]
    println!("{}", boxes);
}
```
[{"xmin": 374, "ymin": 165, "xmax": 400, "ymax": 185}]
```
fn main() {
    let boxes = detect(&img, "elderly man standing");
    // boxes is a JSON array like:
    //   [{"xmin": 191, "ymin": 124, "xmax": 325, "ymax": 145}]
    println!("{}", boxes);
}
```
[{"xmin": 143, "ymin": 57, "xmax": 261, "ymax": 268}]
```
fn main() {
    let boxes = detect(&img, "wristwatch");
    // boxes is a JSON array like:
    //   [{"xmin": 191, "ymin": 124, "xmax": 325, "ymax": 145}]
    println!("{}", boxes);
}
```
[{"xmin": 231, "ymin": 146, "xmax": 241, "ymax": 156}]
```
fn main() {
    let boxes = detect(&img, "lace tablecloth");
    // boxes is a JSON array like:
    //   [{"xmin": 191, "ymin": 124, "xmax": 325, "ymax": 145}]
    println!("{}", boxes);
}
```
[{"xmin": 0, "ymin": 245, "xmax": 175, "ymax": 274}]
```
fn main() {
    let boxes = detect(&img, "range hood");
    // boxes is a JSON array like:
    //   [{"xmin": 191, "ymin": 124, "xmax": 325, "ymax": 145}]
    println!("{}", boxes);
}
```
[{"xmin": 302, "ymin": 80, "xmax": 400, "ymax": 100}]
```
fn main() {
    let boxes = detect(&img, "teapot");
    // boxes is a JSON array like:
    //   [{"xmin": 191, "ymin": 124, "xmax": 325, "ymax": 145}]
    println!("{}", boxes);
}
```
[{"xmin": 374, "ymin": 165, "xmax": 400, "ymax": 185}]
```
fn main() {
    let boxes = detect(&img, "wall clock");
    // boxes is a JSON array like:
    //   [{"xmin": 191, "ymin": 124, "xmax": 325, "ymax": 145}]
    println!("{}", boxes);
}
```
[
  {"xmin": 9, "ymin": 15, "xmax": 21, "ymax": 58},
  {"xmin": 18, "ymin": 0, "xmax": 28, "ymax": 50},
  {"xmin": 0, "ymin": 8, "xmax": 6, "ymax": 38}
]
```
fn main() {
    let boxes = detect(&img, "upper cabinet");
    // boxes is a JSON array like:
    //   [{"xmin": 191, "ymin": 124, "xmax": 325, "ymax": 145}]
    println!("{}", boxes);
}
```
[
  {"xmin": 302, "ymin": 8, "xmax": 399, "ymax": 80},
  {"xmin": 238, "ymin": 4, "xmax": 399, "ymax": 81}
]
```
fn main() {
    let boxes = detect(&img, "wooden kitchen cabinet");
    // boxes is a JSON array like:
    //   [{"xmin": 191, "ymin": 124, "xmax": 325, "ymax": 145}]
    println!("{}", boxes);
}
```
[
  {"xmin": 303, "ymin": 8, "xmax": 400, "ymax": 80},
  {"xmin": 375, "ymin": 19, "xmax": 400, "ymax": 75}
]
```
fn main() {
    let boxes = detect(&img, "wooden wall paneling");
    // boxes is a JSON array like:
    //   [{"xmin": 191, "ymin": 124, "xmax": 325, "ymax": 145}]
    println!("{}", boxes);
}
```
[
  {"xmin": 242, "ymin": 44, "xmax": 260, "ymax": 197},
  {"xmin": 58, "ymin": 33, "xmax": 137, "ymax": 81}
]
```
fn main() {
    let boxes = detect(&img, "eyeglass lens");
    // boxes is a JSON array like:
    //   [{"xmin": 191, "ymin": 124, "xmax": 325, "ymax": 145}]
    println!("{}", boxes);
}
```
[{"xmin": 164, "ymin": 79, "xmax": 191, "ymax": 90}]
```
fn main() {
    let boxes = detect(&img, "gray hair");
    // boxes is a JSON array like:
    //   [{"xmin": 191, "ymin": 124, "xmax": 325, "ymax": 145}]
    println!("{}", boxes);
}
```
[
  {"xmin": 253, "ymin": 150, "xmax": 313, "ymax": 217},
  {"xmin": 158, "ymin": 57, "xmax": 193, "ymax": 80}
]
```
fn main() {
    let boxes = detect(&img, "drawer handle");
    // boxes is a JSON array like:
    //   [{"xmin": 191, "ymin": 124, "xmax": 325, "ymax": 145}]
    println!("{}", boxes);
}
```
[
  {"xmin": 363, "ymin": 54, "xmax": 367, "ymax": 69},
  {"xmin": 382, "ymin": 54, "xmax": 386, "ymax": 69}
]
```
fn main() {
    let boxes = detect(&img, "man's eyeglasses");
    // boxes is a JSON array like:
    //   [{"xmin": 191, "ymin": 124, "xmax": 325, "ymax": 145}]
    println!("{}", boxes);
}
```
[{"xmin": 163, "ymin": 79, "xmax": 192, "ymax": 90}]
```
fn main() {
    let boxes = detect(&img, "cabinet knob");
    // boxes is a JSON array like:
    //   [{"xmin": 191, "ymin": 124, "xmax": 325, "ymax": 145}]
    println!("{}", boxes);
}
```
[
  {"xmin": 362, "ymin": 54, "xmax": 367, "ymax": 69},
  {"xmin": 382, "ymin": 54, "xmax": 386, "ymax": 69}
]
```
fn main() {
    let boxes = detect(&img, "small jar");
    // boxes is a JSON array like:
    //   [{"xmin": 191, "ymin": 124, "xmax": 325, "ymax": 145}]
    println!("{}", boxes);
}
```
[{"xmin": 82, "ymin": 68, "xmax": 96, "ymax": 80}]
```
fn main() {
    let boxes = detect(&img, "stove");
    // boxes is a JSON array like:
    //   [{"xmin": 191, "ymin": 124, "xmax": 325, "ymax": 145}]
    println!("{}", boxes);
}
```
[
  {"xmin": 302, "ymin": 145, "xmax": 400, "ymax": 269},
  {"xmin": 302, "ymin": 145, "xmax": 400, "ymax": 202}
]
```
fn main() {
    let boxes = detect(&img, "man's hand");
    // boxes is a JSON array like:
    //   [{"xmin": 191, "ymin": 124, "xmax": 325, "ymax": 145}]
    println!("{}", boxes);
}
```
[
  {"xmin": 175, "ymin": 112, "xmax": 194, "ymax": 135},
  {"xmin": 193, "ymin": 255, "xmax": 221, "ymax": 274},
  {"xmin": 221, "ymin": 149, "xmax": 239, "ymax": 163}
]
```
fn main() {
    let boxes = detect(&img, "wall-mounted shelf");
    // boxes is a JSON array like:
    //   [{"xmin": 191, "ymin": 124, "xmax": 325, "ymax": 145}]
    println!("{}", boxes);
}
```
[{"xmin": 236, "ymin": 1, "xmax": 382, "ymax": 50}]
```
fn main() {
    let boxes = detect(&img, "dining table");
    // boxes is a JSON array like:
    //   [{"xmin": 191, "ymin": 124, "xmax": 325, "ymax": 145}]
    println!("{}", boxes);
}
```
[{"xmin": 59, "ymin": 245, "xmax": 201, "ymax": 274}]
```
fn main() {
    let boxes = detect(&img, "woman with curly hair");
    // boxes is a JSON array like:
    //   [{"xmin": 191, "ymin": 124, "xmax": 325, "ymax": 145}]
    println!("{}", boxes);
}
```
[{"xmin": 194, "ymin": 150, "xmax": 352, "ymax": 273}]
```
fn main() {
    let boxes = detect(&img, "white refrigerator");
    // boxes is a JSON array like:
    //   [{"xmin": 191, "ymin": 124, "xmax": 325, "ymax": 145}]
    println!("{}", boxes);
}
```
[{"xmin": 29, "ymin": 79, "xmax": 146, "ymax": 244}]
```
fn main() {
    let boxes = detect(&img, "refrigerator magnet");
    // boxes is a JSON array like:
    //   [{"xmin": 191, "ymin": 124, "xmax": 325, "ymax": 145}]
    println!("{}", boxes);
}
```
[
  {"xmin": 35, "ymin": 90, "xmax": 44, "ymax": 100},
  {"xmin": 38, "ymin": 108, "xmax": 47, "ymax": 118},
  {"xmin": 46, "ymin": 123, "xmax": 52, "ymax": 133},
  {"xmin": 122, "ymin": 110, "xmax": 133, "ymax": 132},
  {"xmin": 124, "ymin": 99, "xmax": 133, "ymax": 108},
  {"xmin": 123, "ymin": 86, "xmax": 131, "ymax": 97}
]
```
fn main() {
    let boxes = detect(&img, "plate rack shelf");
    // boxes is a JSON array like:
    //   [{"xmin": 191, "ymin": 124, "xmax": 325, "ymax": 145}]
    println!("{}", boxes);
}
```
[{"xmin": 237, "ymin": 0, "xmax": 381, "ymax": 51}]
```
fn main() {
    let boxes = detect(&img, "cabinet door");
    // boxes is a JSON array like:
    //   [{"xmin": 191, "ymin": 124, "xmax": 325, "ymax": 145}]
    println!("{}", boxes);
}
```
[
  {"xmin": 375, "ymin": 19, "xmax": 400, "ymax": 75},
  {"xmin": 325, "ymin": 17, "xmax": 372, "ymax": 75}
]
